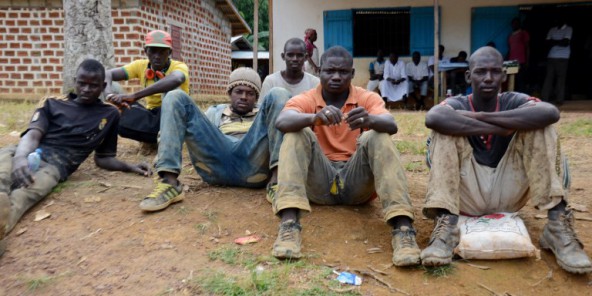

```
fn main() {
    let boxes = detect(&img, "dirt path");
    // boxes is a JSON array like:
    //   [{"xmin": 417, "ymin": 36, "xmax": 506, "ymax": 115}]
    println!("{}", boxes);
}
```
[{"xmin": 0, "ymin": 111, "xmax": 591, "ymax": 295}]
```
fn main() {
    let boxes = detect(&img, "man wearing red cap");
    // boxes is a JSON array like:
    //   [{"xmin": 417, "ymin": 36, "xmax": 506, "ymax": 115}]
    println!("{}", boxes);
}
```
[{"xmin": 105, "ymin": 30, "xmax": 190, "ymax": 147}]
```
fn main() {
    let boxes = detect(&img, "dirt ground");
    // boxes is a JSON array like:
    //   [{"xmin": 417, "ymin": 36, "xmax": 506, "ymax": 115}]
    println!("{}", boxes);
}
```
[{"xmin": 0, "ymin": 108, "xmax": 591, "ymax": 295}]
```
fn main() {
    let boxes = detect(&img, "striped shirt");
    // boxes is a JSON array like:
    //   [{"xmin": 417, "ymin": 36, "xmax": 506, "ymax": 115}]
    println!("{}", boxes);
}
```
[{"xmin": 546, "ymin": 25, "xmax": 572, "ymax": 59}]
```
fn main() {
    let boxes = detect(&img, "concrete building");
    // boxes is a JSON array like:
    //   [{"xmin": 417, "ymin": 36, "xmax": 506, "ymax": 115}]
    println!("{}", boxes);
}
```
[{"xmin": 269, "ymin": 0, "xmax": 592, "ymax": 100}]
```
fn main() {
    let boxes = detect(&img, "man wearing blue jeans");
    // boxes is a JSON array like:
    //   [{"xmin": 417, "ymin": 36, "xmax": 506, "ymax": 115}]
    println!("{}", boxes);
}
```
[{"xmin": 138, "ymin": 67, "xmax": 290, "ymax": 212}]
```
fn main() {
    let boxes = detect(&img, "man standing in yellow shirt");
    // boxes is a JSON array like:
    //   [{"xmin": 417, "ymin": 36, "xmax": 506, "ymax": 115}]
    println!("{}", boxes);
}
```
[{"xmin": 105, "ymin": 30, "xmax": 190, "ymax": 145}]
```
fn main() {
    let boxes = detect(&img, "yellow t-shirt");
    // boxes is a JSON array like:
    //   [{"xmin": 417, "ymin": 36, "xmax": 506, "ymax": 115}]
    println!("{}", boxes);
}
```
[{"xmin": 122, "ymin": 59, "xmax": 190, "ymax": 110}]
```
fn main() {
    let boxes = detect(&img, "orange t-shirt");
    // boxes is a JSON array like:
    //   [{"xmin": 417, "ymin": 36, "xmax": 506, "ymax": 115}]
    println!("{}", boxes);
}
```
[{"xmin": 283, "ymin": 84, "xmax": 390, "ymax": 161}]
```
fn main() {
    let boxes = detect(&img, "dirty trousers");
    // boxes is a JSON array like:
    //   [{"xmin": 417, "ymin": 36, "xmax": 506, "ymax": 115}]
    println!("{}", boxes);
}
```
[
  {"xmin": 423, "ymin": 126, "xmax": 567, "ymax": 218},
  {"xmin": 0, "ymin": 146, "xmax": 60, "ymax": 233},
  {"xmin": 156, "ymin": 88, "xmax": 289, "ymax": 188},
  {"xmin": 273, "ymin": 129, "xmax": 414, "ymax": 222}
]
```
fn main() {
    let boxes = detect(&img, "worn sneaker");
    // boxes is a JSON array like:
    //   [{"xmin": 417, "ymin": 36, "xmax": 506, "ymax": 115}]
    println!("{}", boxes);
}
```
[
  {"xmin": 391, "ymin": 226, "xmax": 421, "ymax": 266},
  {"xmin": 272, "ymin": 219, "xmax": 302, "ymax": 259},
  {"xmin": 266, "ymin": 183, "xmax": 277, "ymax": 204},
  {"xmin": 539, "ymin": 210, "xmax": 592, "ymax": 274},
  {"xmin": 139, "ymin": 181, "xmax": 184, "ymax": 212},
  {"xmin": 421, "ymin": 214, "xmax": 460, "ymax": 266}
]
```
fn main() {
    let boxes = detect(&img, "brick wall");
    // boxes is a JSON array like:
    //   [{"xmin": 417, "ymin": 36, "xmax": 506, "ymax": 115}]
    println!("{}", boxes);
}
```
[{"xmin": 0, "ymin": 0, "xmax": 233, "ymax": 99}]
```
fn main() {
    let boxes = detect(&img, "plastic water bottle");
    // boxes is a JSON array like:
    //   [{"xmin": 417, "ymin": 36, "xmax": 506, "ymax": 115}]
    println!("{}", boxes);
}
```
[{"xmin": 27, "ymin": 148, "xmax": 42, "ymax": 172}]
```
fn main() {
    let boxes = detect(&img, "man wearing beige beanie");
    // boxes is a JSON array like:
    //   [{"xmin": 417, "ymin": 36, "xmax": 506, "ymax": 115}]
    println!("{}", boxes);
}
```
[{"xmin": 138, "ymin": 67, "xmax": 290, "ymax": 212}]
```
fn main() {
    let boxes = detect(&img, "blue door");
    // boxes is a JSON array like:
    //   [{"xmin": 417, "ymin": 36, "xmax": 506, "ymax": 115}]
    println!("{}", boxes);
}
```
[
  {"xmin": 323, "ymin": 9, "xmax": 353, "ymax": 54},
  {"xmin": 410, "ymin": 6, "xmax": 438, "ymax": 56},
  {"xmin": 471, "ymin": 6, "xmax": 519, "ymax": 56}
]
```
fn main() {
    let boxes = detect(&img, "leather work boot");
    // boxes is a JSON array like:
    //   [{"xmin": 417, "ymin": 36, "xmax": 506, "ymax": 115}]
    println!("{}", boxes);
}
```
[
  {"xmin": 421, "ymin": 214, "xmax": 460, "ymax": 266},
  {"xmin": 272, "ymin": 219, "xmax": 302, "ymax": 259},
  {"xmin": 539, "ymin": 210, "xmax": 592, "ymax": 274},
  {"xmin": 391, "ymin": 226, "xmax": 421, "ymax": 266}
]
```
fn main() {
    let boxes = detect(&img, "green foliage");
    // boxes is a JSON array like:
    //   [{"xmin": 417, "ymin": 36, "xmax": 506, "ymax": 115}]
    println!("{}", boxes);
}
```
[
  {"xmin": 559, "ymin": 119, "xmax": 592, "ymax": 137},
  {"xmin": 396, "ymin": 140, "xmax": 426, "ymax": 155},
  {"xmin": 25, "ymin": 275, "xmax": 55, "ymax": 291},
  {"xmin": 419, "ymin": 264, "xmax": 456, "ymax": 277},
  {"xmin": 232, "ymin": 0, "xmax": 270, "ymax": 50}
]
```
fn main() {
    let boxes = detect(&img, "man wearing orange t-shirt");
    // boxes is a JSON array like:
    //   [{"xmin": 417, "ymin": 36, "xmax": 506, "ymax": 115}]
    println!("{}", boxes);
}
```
[{"xmin": 270, "ymin": 46, "xmax": 420, "ymax": 267}]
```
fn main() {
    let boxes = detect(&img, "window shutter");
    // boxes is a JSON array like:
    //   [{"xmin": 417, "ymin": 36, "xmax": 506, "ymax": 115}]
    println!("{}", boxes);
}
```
[
  {"xmin": 410, "ymin": 6, "xmax": 437, "ymax": 56},
  {"xmin": 323, "ymin": 10, "xmax": 353, "ymax": 54}
]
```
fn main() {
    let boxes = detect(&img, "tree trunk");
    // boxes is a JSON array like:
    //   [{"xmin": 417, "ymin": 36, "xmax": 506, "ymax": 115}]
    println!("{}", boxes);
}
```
[{"xmin": 62, "ymin": 0, "xmax": 114, "ymax": 93}]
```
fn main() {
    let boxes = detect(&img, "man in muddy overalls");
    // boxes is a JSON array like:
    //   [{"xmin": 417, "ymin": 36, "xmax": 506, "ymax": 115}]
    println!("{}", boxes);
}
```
[{"xmin": 420, "ymin": 46, "xmax": 592, "ymax": 274}]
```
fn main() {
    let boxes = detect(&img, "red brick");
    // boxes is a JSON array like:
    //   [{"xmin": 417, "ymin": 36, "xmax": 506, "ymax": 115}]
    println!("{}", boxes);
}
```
[
  {"xmin": 21, "ymin": 28, "xmax": 32, "ymax": 34},
  {"xmin": 22, "ymin": 43, "xmax": 32, "ymax": 49},
  {"xmin": 49, "ymin": 27, "xmax": 60, "ymax": 33},
  {"xmin": 18, "ymin": 81, "xmax": 28, "ymax": 87},
  {"xmin": 49, "ymin": 12, "xmax": 60, "ymax": 18},
  {"xmin": 50, "ymin": 43, "xmax": 60, "ymax": 48},
  {"xmin": 30, "ymin": 20, "xmax": 40, "ymax": 26},
  {"xmin": 44, "ymin": 66, "xmax": 54, "ymax": 71},
  {"xmin": 9, "ymin": 43, "xmax": 20, "ymax": 49},
  {"xmin": 18, "ymin": 35, "xmax": 27, "ymax": 41},
  {"xmin": 5, "ymin": 20, "xmax": 15, "ymax": 26},
  {"xmin": 0, "ymin": 73, "xmax": 8, "ymax": 79},
  {"xmin": 8, "ymin": 28, "xmax": 19, "ymax": 34},
  {"xmin": 10, "ymin": 58, "xmax": 19, "ymax": 63},
  {"xmin": 8, "ymin": 13, "xmax": 18, "ymax": 18},
  {"xmin": 55, "ymin": 35, "xmax": 63, "ymax": 41},
  {"xmin": 17, "ymin": 66, "xmax": 27, "ymax": 71},
  {"xmin": 114, "ymin": 18, "xmax": 124, "ymax": 25},
  {"xmin": 21, "ymin": 12, "xmax": 31, "ymax": 18},
  {"xmin": 50, "ymin": 74, "xmax": 60, "ymax": 79},
  {"xmin": 5, "ymin": 81, "xmax": 15, "ymax": 86},
  {"xmin": 33, "ymin": 81, "xmax": 43, "ymax": 86},
  {"xmin": 43, "ymin": 50, "xmax": 54, "ymax": 56},
  {"xmin": 31, "ymin": 66, "xmax": 41, "ymax": 71}
]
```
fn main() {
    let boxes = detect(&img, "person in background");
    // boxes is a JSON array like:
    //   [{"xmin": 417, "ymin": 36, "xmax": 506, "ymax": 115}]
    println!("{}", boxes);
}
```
[
  {"xmin": 367, "ymin": 50, "xmax": 386, "ymax": 93},
  {"xmin": 380, "ymin": 52, "xmax": 407, "ymax": 104},
  {"xmin": 258, "ymin": 38, "xmax": 319, "ymax": 104},
  {"xmin": 406, "ymin": 51, "xmax": 429, "ymax": 110},
  {"xmin": 542, "ymin": 16, "xmax": 572, "ymax": 105},
  {"xmin": 507, "ymin": 17, "xmax": 530, "ymax": 93},
  {"xmin": 303, "ymin": 28, "xmax": 320, "ymax": 77}
]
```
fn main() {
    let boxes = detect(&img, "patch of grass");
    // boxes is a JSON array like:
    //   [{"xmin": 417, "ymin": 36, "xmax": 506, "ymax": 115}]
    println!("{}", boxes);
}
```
[
  {"xmin": 0, "ymin": 101, "xmax": 37, "ymax": 134},
  {"xmin": 25, "ymin": 275, "xmax": 55, "ymax": 291},
  {"xmin": 51, "ymin": 181, "xmax": 71, "ymax": 194},
  {"xmin": 559, "ymin": 119, "xmax": 592, "ymax": 137},
  {"xmin": 203, "ymin": 209, "xmax": 218, "ymax": 221},
  {"xmin": 208, "ymin": 247, "xmax": 243, "ymax": 265},
  {"xmin": 404, "ymin": 161, "xmax": 426, "ymax": 172},
  {"xmin": 393, "ymin": 112, "xmax": 429, "ymax": 137},
  {"xmin": 195, "ymin": 222, "xmax": 210, "ymax": 234},
  {"xmin": 419, "ymin": 264, "xmax": 456, "ymax": 277},
  {"xmin": 396, "ymin": 140, "xmax": 426, "ymax": 155}
]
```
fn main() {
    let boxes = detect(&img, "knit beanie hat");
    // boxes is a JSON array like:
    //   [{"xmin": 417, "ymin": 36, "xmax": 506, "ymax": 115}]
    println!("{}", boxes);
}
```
[{"xmin": 226, "ymin": 67, "xmax": 261, "ymax": 96}]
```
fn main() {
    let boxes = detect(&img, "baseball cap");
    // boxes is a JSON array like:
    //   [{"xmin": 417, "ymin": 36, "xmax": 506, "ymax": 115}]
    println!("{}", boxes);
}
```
[{"xmin": 145, "ymin": 30, "xmax": 172, "ymax": 48}]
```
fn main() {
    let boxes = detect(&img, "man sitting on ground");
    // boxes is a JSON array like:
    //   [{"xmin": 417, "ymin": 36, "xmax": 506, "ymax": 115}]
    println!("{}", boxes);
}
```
[
  {"xmin": 271, "ymin": 46, "xmax": 421, "ymax": 267},
  {"xmin": 105, "ymin": 30, "xmax": 189, "ymax": 148},
  {"xmin": 258, "ymin": 38, "xmax": 319, "ymax": 104},
  {"xmin": 130, "ymin": 68, "xmax": 290, "ymax": 212},
  {"xmin": 0, "ymin": 59, "xmax": 151, "ymax": 256},
  {"xmin": 421, "ymin": 46, "xmax": 592, "ymax": 274}
]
